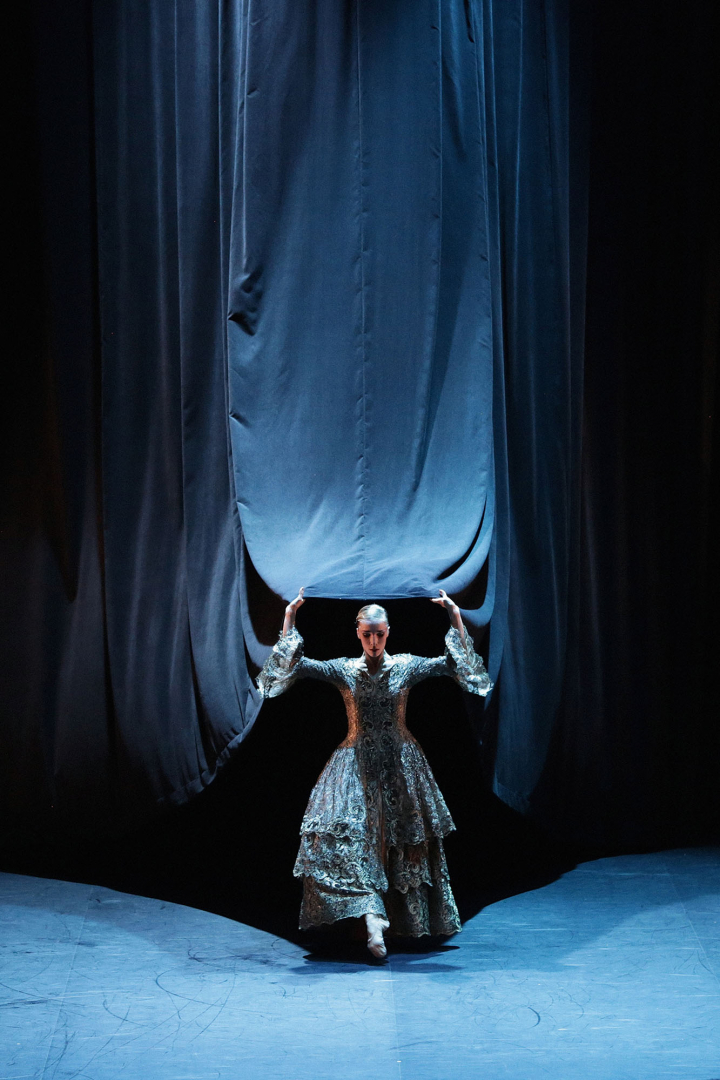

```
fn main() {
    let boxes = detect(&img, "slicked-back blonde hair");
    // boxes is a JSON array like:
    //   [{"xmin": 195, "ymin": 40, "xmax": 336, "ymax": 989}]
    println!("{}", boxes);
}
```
[{"xmin": 355, "ymin": 603, "xmax": 389, "ymax": 627}]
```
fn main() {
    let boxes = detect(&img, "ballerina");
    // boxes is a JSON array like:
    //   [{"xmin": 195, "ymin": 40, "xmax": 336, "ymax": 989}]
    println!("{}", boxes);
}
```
[{"xmin": 257, "ymin": 588, "xmax": 493, "ymax": 959}]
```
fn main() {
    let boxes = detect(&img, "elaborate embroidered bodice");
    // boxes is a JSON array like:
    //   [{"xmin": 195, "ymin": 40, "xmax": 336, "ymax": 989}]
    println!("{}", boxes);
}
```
[{"xmin": 258, "ymin": 626, "xmax": 492, "ymax": 748}]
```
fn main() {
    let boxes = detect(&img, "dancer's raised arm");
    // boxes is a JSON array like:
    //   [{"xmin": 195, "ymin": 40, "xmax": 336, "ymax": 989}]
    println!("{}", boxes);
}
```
[
  {"xmin": 259, "ymin": 588, "xmax": 344, "ymax": 698},
  {"xmin": 397, "ymin": 590, "xmax": 493, "ymax": 696},
  {"xmin": 430, "ymin": 588, "xmax": 465, "ymax": 644},
  {"xmin": 282, "ymin": 587, "xmax": 305, "ymax": 636}
]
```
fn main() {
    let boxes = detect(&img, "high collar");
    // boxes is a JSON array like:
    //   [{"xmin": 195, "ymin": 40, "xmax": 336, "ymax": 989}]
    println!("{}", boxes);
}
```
[{"xmin": 357, "ymin": 652, "xmax": 393, "ymax": 679}]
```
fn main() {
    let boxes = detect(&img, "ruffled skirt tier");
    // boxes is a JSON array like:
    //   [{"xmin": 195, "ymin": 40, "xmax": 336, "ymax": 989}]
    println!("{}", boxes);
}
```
[{"xmin": 293, "ymin": 741, "xmax": 462, "ymax": 936}]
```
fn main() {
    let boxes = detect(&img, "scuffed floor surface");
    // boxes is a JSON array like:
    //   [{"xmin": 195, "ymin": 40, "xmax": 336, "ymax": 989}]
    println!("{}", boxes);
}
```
[{"xmin": 1, "ymin": 849, "xmax": 719, "ymax": 1080}]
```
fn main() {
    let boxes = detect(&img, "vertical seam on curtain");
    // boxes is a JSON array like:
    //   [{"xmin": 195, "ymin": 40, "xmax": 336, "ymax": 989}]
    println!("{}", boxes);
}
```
[
  {"xmin": 477, "ymin": 0, "xmax": 510, "ymax": 681},
  {"xmin": 355, "ymin": 0, "xmax": 368, "ymax": 593},
  {"xmin": 223, "ymin": 0, "xmax": 250, "ymax": 635},
  {"xmin": 173, "ymin": 0, "xmax": 207, "ymax": 772},
  {"xmin": 466, "ymin": 0, "xmax": 498, "ymax": 632},
  {"xmin": 430, "ymin": 0, "xmax": 444, "ymax": 460},
  {"xmin": 413, "ymin": 0, "xmax": 444, "ymax": 488}
]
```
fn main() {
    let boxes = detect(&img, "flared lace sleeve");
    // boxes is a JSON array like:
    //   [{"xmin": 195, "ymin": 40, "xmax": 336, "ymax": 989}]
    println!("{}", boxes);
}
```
[
  {"xmin": 404, "ymin": 626, "xmax": 494, "ymax": 697},
  {"xmin": 443, "ymin": 626, "xmax": 493, "ymax": 696},
  {"xmin": 256, "ymin": 627, "xmax": 343, "ymax": 699}
]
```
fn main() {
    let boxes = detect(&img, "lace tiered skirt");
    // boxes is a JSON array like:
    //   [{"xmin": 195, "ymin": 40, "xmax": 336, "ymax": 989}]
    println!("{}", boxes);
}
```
[{"xmin": 293, "ymin": 739, "xmax": 462, "ymax": 936}]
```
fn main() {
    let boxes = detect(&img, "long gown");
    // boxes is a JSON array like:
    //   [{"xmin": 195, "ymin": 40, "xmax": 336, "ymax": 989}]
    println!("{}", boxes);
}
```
[{"xmin": 257, "ymin": 625, "xmax": 493, "ymax": 936}]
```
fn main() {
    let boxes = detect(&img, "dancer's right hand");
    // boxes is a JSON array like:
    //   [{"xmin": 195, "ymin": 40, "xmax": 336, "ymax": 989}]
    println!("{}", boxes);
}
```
[
  {"xmin": 283, "ymin": 587, "xmax": 305, "ymax": 634},
  {"xmin": 286, "ymin": 587, "xmax": 306, "ymax": 616}
]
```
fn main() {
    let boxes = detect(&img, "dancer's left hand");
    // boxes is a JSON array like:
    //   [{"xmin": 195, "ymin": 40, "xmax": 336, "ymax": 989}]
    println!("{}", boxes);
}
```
[
  {"xmin": 430, "ymin": 589, "xmax": 459, "ymax": 614},
  {"xmin": 430, "ymin": 590, "xmax": 464, "ymax": 639}
]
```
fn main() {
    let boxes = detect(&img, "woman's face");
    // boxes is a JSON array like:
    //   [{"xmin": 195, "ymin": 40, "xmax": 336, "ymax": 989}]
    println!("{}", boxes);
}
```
[{"xmin": 356, "ymin": 619, "xmax": 389, "ymax": 660}]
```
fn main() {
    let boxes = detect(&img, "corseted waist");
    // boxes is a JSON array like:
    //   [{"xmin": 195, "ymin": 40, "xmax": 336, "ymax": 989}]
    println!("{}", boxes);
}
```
[{"xmin": 338, "ymin": 726, "xmax": 414, "ymax": 750}]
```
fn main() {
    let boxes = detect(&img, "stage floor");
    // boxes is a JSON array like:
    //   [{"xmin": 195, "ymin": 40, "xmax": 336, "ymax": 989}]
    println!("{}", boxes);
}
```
[{"xmin": 1, "ymin": 849, "xmax": 719, "ymax": 1080}]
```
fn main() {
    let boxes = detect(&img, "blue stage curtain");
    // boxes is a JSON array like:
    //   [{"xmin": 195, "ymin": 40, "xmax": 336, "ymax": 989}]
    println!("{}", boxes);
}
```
[
  {"xmin": 0, "ymin": 0, "xmax": 590, "ymax": 826},
  {"xmin": 2, "ymin": 0, "xmax": 716, "ymax": 845},
  {"xmin": 84, "ymin": 0, "xmax": 584, "ymax": 822}
]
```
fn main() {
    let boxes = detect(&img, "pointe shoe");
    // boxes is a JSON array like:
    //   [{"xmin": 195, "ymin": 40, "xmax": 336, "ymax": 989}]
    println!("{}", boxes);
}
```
[{"xmin": 365, "ymin": 914, "xmax": 390, "ymax": 959}]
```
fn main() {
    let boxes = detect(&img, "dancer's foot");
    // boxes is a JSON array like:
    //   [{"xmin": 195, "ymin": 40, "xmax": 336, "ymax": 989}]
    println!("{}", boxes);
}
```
[{"xmin": 365, "ymin": 913, "xmax": 390, "ymax": 959}]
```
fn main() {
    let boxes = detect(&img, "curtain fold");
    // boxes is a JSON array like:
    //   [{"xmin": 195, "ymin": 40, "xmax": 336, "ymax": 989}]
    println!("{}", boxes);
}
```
[{"xmin": 482, "ymin": 0, "xmax": 585, "ymax": 812}]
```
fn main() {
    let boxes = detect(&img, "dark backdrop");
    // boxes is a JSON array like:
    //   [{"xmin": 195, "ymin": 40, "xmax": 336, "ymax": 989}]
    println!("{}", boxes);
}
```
[{"xmin": 2, "ymin": 0, "xmax": 718, "ymax": 906}]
